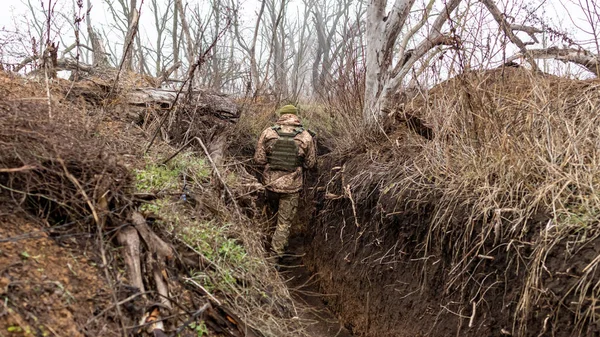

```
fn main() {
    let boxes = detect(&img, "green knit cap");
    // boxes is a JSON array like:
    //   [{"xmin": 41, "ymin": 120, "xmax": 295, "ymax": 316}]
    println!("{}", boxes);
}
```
[{"xmin": 277, "ymin": 104, "xmax": 298, "ymax": 116}]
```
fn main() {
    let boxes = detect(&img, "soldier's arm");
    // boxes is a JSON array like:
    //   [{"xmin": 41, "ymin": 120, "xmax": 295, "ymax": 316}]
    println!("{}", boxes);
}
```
[
  {"xmin": 303, "ymin": 134, "xmax": 317, "ymax": 169},
  {"xmin": 254, "ymin": 130, "xmax": 269, "ymax": 165}
]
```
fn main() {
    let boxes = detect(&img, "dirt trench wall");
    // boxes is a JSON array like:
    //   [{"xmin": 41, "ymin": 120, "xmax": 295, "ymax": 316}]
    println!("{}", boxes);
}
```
[
  {"xmin": 304, "ymin": 185, "xmax": 600, "ymax": 337},
  {"xmin": 305, "ymin": 198, "xmax": 474, "ymax": 337}
]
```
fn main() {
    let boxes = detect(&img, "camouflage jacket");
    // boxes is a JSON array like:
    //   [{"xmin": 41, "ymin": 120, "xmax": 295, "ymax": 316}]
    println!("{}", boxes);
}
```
[{"xmin": 254, "ymin": 114, "xmax": 316, "ymax": 194}]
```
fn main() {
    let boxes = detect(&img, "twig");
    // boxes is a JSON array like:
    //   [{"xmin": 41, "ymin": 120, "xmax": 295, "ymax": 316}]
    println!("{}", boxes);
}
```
[
  {"xmin": 344, "ymin": 184, "xmax": 360, "ymax": 228},
  {"xmin": 59, "ymin": 159, "xmax": 127, "ymax": 337},
  {"xmin": 43, "ymin": 59, "xmax": 52, "ymax": 119},
  {"xmin": 0, "ymin": 165, "xmax": 36, "ymax": 173},
  {"xmin": 161, "ymin": 138, "xmax": 194, "ymax": 165},
  {"xmin": 168, "ymin": 303, "xmax": 211, "ymax": 337},
  {"xmin": 183, "ymin": 277, "xmax": 222, "ymax": 306},
  {"xmin": 83, "ymin": 290, "xmax": 152, "ymax": 328},
  {"xmin": 194, "ymin": 136, "xmax": 242, "ymax": 218},
  {"xmin": 468, "ymin": 301, "xmax": 476, "ymax": 328}
]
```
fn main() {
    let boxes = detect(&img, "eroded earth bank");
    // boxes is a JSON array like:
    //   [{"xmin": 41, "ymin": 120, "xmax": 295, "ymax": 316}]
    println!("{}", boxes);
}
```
[
  {"xmin": 300, "ymin": 68, "xmax": 600, "ymax": 337},
  {"xmin": 2, "ymin": 67, "xmax": 600, "ymax": 337}
]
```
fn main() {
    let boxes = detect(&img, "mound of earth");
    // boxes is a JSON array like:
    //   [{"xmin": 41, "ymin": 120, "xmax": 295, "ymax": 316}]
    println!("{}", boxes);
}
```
[
  {"xmin": 302, "ymin": 67, "xmax": 600, "ymax": 337},
  {"xmin": 0, "ymin": 209, "xmax": 117, "ymax": 337}
]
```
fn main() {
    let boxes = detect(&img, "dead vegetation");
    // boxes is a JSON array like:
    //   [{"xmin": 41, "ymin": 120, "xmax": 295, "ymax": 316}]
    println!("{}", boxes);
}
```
[
  {"xmin": 0, "ymin": 70, "xmax": 315, "ymax": 337},
  {"xmin": 310, "ymin": 67, "xmax": 600, "ymax": 336}
]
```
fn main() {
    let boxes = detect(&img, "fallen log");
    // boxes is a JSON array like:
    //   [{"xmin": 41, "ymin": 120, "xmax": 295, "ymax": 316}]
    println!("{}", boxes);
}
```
[
  {"xmin": 131, "ymin": 211, "xmax": 173, "ymax": 260},
  {"xmin": 116, "ymin": 226, "xmax": 145, "ymax": 294},
  {"xmin": 126, "ymin": 88, "xmax": 239, "ymax": 121}
]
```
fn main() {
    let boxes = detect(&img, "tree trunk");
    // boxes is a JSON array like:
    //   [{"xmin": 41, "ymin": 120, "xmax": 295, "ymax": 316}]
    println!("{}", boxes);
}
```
[
  {"xmin": 363, "ymin": 0, "xmax": 461, "ymax": 125},
  {"xmin": 175, "ymin": 0, "xmax": 194, "ymax": 65},
  {"xmin": 86, "ymin": 0, "xmax": 110, "ymax": 67},
  {"xmin": 122, "ymin": 7, "xmax": 139, "ymax": 72},
  {"xmin": 250, "ymin": 1, "xmax": 266, "ymax": 94},
  {"xmin": 363, "ymin": 0, "xmax": 388, "ymax": 125},
  {"xmin": 172, "ymin": 2, "xmax": 179, "ymax": 78}
]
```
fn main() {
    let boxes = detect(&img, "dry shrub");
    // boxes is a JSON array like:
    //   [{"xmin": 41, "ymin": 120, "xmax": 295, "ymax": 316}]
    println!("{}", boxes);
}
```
[
  {"xmin": 227, "ymin": 102, "xmax": 277, "ymax": 159},
  {"xmin": 411, "ymin": 69, "xmax": 600, "ymax": 335},
  {"xmin": 330, "ymin": 68, "xmax": 600, "ymax": 335},
  {"xmin": 0, "ymin": 76, "xmax": 130, "ymax": 225}
]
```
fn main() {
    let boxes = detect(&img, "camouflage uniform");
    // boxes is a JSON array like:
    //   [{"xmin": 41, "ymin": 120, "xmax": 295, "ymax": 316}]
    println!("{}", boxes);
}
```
[{"xmin": 254, "ymin": 113, "xmax": 316, "ymax": 255}]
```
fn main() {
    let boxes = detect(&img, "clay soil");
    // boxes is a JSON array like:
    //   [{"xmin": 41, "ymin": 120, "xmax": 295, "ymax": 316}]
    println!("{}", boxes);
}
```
[
  {"xmin": 281, "ymin": 235, "xmax": 353, "ymax": 337},
  {"xmin": 0, "ymin": 205, "xmax": 119, "ymax": 337}
]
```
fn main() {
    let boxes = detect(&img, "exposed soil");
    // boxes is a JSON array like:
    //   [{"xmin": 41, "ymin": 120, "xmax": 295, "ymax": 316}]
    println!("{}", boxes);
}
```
[
  {"xmin": 4, "ymin": 67, "xmax": 599, "ymax": 337},
  {"xmin": 280, "ymin": 235, "xmax": 353, "ymax": 337},
  {"xmin": 300, "ymin": 161, "xmax": 600, "ymax": 337},
  {"xmin": 0, "ymin": 205, "xmax": 118, "ymax": 337}
]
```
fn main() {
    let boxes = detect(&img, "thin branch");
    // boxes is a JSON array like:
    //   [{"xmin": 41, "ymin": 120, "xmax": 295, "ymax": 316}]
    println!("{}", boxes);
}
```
[
  {"xmin": 507, "ymin": 47, "xmax": 599, "ymax": 76},
  {"xmin": 194, "ymin": 136, "xmax": 242, "ymax": 218},
  {"xmin": 480, "ymin": 0, "xmax": 540, "ymax": 72},
  {"xmin": 0, "ymin": 165, "xmax": 37, "ymax": 173},
  {"xmin": 59, "ymin": 158, "xmax": 127, "ymax": 337}
]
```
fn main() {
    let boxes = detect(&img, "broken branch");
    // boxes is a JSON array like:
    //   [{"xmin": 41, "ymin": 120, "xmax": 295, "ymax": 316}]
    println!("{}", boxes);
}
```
[{"xmin": 507, "ymin": 47, "xmax": 599, "ymax": 76}]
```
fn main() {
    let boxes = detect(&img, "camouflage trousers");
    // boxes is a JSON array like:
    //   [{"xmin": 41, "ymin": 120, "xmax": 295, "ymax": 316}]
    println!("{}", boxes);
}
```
[{"xmin": 270, "ymin": 192, "xmax": 299, "ymax": 255}]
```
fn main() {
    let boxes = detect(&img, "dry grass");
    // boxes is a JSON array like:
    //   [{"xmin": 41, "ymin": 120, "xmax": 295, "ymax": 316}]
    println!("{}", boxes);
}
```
[
  {"xmin": 325, "ymin": 67, "xmax": 600, "ymax": 335},
  {"xmin": 0, "ymin": 76, "xmax": 131, "ymax": 225},
  {"xmin": 0, "ymin": 71, "xmax": 314, "ymax": 337},
  {"xmin": 409, "ymin": 69, "xmax": 600, "ymax": 334},
  {"xmin": 134, "ymin": 150, "xmax": 312, "ymax": 337}
]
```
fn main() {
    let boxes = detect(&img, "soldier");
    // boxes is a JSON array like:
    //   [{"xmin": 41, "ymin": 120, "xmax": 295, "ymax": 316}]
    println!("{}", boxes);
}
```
[{"xmin": 254, "ymin": 104, "xmax": 316, "ymax": 258}]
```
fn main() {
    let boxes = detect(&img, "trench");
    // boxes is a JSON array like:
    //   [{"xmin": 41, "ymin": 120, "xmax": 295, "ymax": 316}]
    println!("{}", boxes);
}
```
[{"xmin": 280, "ymin": 235, "xmax": 354, "ymax": 337}]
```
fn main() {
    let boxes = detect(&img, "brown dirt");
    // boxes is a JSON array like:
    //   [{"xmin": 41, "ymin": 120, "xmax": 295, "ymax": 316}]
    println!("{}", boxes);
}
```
[
  {"xmin": 300, "ymin": 69, "xmax": 600, "ymax": 337},
  {"xmin": 0, "ymin": 69, "xmax": 357, "ymax": 337},
  {"xmin": 304, "ymin": 204, "xmax": 600, "ymax": 336},
  {"xmin": 0, "ymin": 206, "xmax": 117, "ymax": 337},
  {"xmin": 281, "ymin": 235, "xmax": 353, "ymax": 337}
]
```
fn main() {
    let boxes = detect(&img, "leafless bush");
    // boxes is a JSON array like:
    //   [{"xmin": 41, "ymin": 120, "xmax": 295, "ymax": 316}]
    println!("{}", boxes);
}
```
[{"xmin": 0, "ymin": 76, "xmax": 130, "ymax": 226}]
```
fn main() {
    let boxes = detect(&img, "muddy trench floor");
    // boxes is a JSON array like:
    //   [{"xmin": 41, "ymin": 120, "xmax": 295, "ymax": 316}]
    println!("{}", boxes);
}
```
[{"xmin": 279, "ymin": 235, "xmax": 353, "ymax": 337}]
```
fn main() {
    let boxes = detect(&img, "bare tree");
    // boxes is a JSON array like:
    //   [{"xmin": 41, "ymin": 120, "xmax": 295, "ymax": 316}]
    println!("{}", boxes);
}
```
[
  {"xmin": 84, "ymin": 2, "xmax": 109, "ymax": 68},
  {"xmin": 264, "ymin": 0, "xmax": 289, "ymax": 100},
  {"xmin": 174, "ymin": 0, "xmax": 194, "ymax": 66},
  {"xmin": 310, "ymin": 0, "xmax": 353, "ymax": 95},
  {"xmin": 121, "ymin": 0, "xmax": 138, "ymax": 71},
  {"xmin": 287, "ymin": 2, "xmax": 314, "ymax": 101},
  {"xmin": 232, "ymin": 0, "xmax": 266, "ymax": 96},
  {"xmin": 364, "ymin": 0, "xmax": 463, "ymax": 124},
  {"xmin": 150, "ymin": 0, "xmax": 173, "ymax": 77}
]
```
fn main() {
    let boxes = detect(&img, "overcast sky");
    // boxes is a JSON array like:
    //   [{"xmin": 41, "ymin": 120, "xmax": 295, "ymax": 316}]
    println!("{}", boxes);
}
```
[
  {"xmin": 0, "ymin": 0, "xmax": 594, "ymax": 43},
  {"xmin": 0, "ymin": 0, "xmax": 596, "ymax": 79}
]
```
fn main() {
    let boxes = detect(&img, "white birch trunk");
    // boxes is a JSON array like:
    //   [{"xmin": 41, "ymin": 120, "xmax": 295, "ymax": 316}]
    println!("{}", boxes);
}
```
[
  {"xmin": 363, "ymin": 0, "xmax": 461, "ymax": 125},
  {"xmin": 363, "ymin": 0, "xmax": 388, "ymax": 125}
]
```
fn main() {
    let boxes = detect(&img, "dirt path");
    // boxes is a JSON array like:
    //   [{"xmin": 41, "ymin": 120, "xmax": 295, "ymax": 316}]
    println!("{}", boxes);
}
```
[{"xmin": 280, "ymin": 236, "xmax": 353, "ymax": 337}]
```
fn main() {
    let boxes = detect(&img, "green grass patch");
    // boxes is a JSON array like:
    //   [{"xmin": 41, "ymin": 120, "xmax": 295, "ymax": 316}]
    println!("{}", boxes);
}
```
[{"xmin": 134, "ymin": 152, "xmax": 210, "ymax": 193}]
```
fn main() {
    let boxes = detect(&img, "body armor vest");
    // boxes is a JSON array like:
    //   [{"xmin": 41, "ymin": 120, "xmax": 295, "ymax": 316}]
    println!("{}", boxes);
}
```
[{"xmin": 267, "ymin": 126, "xmax": 304, "ymax": 171}]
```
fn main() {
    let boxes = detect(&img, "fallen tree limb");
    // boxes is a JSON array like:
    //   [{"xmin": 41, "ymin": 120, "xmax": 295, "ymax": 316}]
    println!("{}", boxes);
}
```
[
  {"xmin": 117, "ymin": 225, "xmax": 145, "ymax": 293},
  {"xmin": 131, "ymin": 211, "xmax": 174, "ymax": 260},
  {"xmin": 14, "ymin": 57, "xmax": 96, "ymax": 74},
  {"xmin": 507, "ymin": 47, "xmax": 599, "ymax": 76}
]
